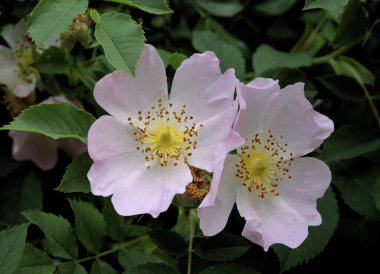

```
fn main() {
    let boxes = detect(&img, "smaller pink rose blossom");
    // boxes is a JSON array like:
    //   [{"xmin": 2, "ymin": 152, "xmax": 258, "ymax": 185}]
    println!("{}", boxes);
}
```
[
  {"xmin": 198, "ymin": 78, "xmax": 334, "ymax": 251},
  {"xmin": 9, "ymin": 96, "xmax": 87, "ymax": 171}
]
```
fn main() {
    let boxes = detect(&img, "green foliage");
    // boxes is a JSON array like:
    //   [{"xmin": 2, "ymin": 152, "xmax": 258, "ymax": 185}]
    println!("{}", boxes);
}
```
[
  {"xmin": 90, "ymin": 260, "xmax": 118, "ymax": 274},
  {"xmin": 33, "ymin": 46, "xmax": 70, "ymax": 74},
  {"xmin": 16, "ymin": 244, "xmax": 56, "ymax": 274},
  {"xmin": 0, "ymin": 224, "xmax": 28, "ymax": 274},
  {"xmin": 199, "ymin": 263, "xmax": 258, "ymax": 274},
  {"xmin": 102, "ymin": 200, "xmax": 124, "ymax": 242},
  {"xmin": 0, "ymin": 153, "xmax": 20, "ymax": 177},
  {"xmin": 58, "ymin": 263, "xmax": 88, "ymax": 274},
  {"xmin": 69, "ymin": 200, "xmax": 106, "ymax": 254},
  {"xmin": 127, "ymin": 263, "xmax": 180, "ymax": 274},
  {"xmin": 304, "ymin": 0, "xmax": 350, "ymax": 21},
  {"xmin": 255, "ymin": 0, "xmax": 297, "ymax": 16},
  {"xmin": 195, "ymin": 0, "xmax": 244, "ymax": 17},
  {"xmin": 332, "ymin": 162, "xmax": 379, "ymax": 219},
  {"xmin": 194, "ymin": 234, "xmax": 250, "ymax": 262},
  {"xmin": 118, "ymin": 249, "xmax": 157, "ymax": 271},
  {"xmin": 274, "ymin": 188, "xmax": 339, "ymax": 271},
  {"xmin": 318, "ymin": 75, "xmax": 364, "ymax": 102},
  {"xmin": 252, "ymin": 45, "xmax": 313, "ymax": 75},
  {"xmin": 28, "ymin": 0, "xmax": 88, "ymax": 46},
  {"xmin": 56, "ymin": 153, "xmax": 92, "ymax": 193},
  {"xmin": 192, "ymin": 31, "xmax": 245, "ymax": 77},
  {"xmin": 322, "ymin": 125, "xmax": 380, "ymax": 162},
  {"xmin": 94, "ymin": 12, "xmax": 146, "ymax": 75},
  {"xmin": 106, "ymin": 0, "xmax": 172, "ymax": 15},
  {"xmin": 1, "ymin": 103, "xmax": 95, "ymax": 143},
  {"xmin": 23, "ymin": 211, "xmax": 78, "ymax": 259},
  {"xmin": 148, "ymin": 230, "xmax": 187, "ymax": 256},
  {"xmin": 0, "ymin": 169, "xmax": 42, "ymax": 224}
]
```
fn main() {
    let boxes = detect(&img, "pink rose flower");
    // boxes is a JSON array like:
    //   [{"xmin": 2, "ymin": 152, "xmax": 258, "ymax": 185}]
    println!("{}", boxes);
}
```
[
  {"xmin": 199, "ymin": 78, "xmax": 334, "ymax": 251},
  {"xmin": 88, "ymin": 45, "xmax": 243, "ymax": 218},
  {"xmin": 9, "ymin": 96, "xmax": 87, "ymax": 171}
]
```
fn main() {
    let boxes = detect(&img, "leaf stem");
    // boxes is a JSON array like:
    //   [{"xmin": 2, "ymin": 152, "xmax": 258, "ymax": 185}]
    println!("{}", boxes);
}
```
[
  {"xmin": 56, "ymin": 236, "xmax": 148, "ymax": 265},
  {"xmin": 187, "ymin": 211, "xmax": 194, "ymax": 274},
  {"xmin": 312, "ymin": 47, "xmax": 347, "ymax": 64}
]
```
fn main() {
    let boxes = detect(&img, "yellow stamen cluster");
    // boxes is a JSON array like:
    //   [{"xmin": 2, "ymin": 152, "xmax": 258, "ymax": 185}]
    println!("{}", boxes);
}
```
[
  {"xmin": 235, "ymin": 129, "xmax": 293, "ymax": 198},
  {"xmin": 11, "ymin": 41, "xmax": 35, "ymax": 83},
  {"xmin": 185, "ymin": 166, "xmax": 211, "ymax": 200},
  {"xmin": 128, "ymin": 99, "xmax": 203, "ymax": 168}
]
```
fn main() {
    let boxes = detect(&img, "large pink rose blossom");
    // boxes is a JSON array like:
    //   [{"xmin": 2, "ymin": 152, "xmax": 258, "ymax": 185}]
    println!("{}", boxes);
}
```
[
  {"xmin": 9, "ymin": 96, "xmax": 87, "ymax": 171},
  {"xmin": 88, "ymin": 45, "xmax": 243, "ymax": 218},
  {"xmin": 198, "ymin": 78, "xmax": 334, "ymax": 251}
]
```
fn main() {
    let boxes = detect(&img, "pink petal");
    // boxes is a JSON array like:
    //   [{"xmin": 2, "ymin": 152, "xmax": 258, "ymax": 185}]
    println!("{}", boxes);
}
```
[
  {"xmin": 263, "ymin": 83, "xmax": 334, "ymax": 157},
  {"xmin": 237, "ymin": 191, "xmax": 308, "ymax": 251},
  {"xmin": 235, "ymin": 78, "xmax": 280, "ymax": 140},
  {"xmin": 1, "ymin": 19, "xmax": 27, "ymax": 49},
  {"xmin": 87, "ymin": 116, "xmax": 145, "ymax": 196},
  {"xmin": 170, "ymin": 51, "xmax": 237, "ymax": 123},
  {"xmin": 9, "ymin": 131, "xmax": 57, "ymax": 171},
  {"xmin": 94, "ymin": 45, "xmax": 168, "ymax": 123},
  {"xmin": 111, "ymin": 161, "xmax": 192, "ymax": 218},
  {"xmin": 277, "ymin": 157, "xmax": 331, "ymax": 226},
  {"xmin": 198, "ymin": 155, "xmax": 241, "ymax": 236},
  {"xmin": 188, "ymin": 102, "xmax": 243, "ymax": 172}
]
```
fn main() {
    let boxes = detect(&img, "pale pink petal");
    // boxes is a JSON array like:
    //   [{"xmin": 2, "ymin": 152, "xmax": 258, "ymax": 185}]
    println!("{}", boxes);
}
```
[
  {"xmin": 199, "ymin": 155, "xmax": 241, "ymax": 236},
  {"xmin": 1, "ymin": 19, "xmax": 27, "ymax": 49},
  {"xmin": 94, "ymin": 45, "xmax": 168, "ymax": 123},
  {"xmin": 263, "ymin": 83, "xmax": 334, "ymax": 157},
  {"xmin": 0, "ymin": 45, "xmax": 16, "ymax": 68},
  {"xmin": 235, "ymin": 78, "xmax": 280, "ymax": 140},
  {"xmin": 170, "ymin": 52, "xmax": 237, "ymax": 123},
  {"xmin": 9, "ymin": 131, "xmax": 57, "ymax": 171},
  {"xmin": 57, "ymin": 139, "xmax": 87, "ymax": 158},
  {"xmin": 278, "ymin": 157, "xmax": 331, "ymax": 226},
  {"xmin": 87, "ymin": 116, "xmax": 145, "ymax": 196},
  {"xmin": 0, "ymin": 66, "xmax": 36, "ymax": 97},
  {"xmin": 237, "ymin": 191, "xmax": 308, "ymax": 251},
  {"xmin": 188, "ymin": 102, "xmax": 243, "ymax": 172},
  {"xmin": 111, "ymin": 161, "xmax": 192, "ymax": 218}
]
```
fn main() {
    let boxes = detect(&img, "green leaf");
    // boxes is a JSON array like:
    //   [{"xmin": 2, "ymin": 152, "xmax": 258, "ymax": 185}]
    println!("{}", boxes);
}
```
[
  {"xmin": 23, "ymin": 211, "xmax": 78, "ymax": 259},
  {"xmin": 89, "ymin": 9, "xmax": 101, "ymax": 24},
  {"xmin": 321, "ymin": 125, "xmax": 380, "ymax": 162},
  {"xmin": 32, "ymin": 46, "xmax": 69, "ymax": 74},
  {"xmin": 194, "ymin": 233, "xmax": 250, "ymax": 262},
  {"xmin": 28, "ymin": 0, "xmax": 88, "ymax": 46},
  {"xmin": 192, "ymin": 31, "xmax": 245, "ymax": 77},
  {"xmin": 1, "ymin": 103, "xmax": 96, "ymax": 144},
  {"xmin": 374, "ymin": 176, "xmax": 380, "ymax": 212},
  {"xmin": 318, "ymin": 75, "xmax": 364, "ymax": 102},
  {"xmin": 255, "ymin": 0, "xmax": 297, "ymax": 16},
  {"xmin": 56, "ymin": 153, "xmax": 92, "ymax": 193},
  {"xmin": 252, "ymin": 45, "xmax": 313, "ymax": 75},
  {"xmin": 199, "ymin": 263, "xmax": 259, "ymax": 274},
  {"xmin": 16, "ymin": 244, "xmax": 56, "ymax": 274},
  {"xmin": 106, "ymin": 0, "xmax": 172, "ymax": 15},
  {"xmin": 102, "ymin": 199, "xmax": 124, "ymax": 242},
  {"xmin": 58, "ymin": 263, "xmax": 88, "ymax": 274},
  {"xmin": 274, "ymin": 188, "xmax": 339, "ymax": 271},
  {"xmin": 94, "ymin": 12, "xmax": 146, "ymax": 75},
  {"xmin": 127, "ymin": 263, "xmax": 179, "ymax": 274},
  {"xmin": 0, "ymin": 151, "xmax": 21, "ymax": 177},
  {"xmin": 328, "ymin": 56, "xmax": 375, "ymax": 86},
  {"xmin": 148, "ymin": 230, "xmax": 187, "ymax": 256},
  {"xmin": 0, "ymin": 224, "xmax": 28, "ymax": 274},
  {"xmin": 168, "ymin": 52, "xmax": 187, "ymax": 70},
  {"xmin": 90, "ymin": 260, "xmax": 118, "ymax": 274},
  {"xmin": 304, "ymin": 0, "xmax": 350, "ymax": 21},
  {"xmin": 118, "ymin": 249, "xmax": 157, "ymax": 271},
  {"xmin": 69, "ymin": 200, "xmax": 106, "ymax": 254},
  {"xmin": 0, "ymin": 169, "xmax": 42, "ymax": 224},
  {"xmin": 332, "ymin": 162, "xmax": 379, "ymax": 219},
  {"xmin": 332, "ymin": 0, "xmax": 372, "ymax": 48},
  {"xmin": 195, "ymin": 0, "xmax": 244, "ymax": 17}
]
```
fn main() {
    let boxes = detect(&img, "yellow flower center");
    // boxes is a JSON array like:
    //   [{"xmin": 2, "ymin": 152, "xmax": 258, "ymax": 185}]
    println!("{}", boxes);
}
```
[
  {"xmin": 235, "ymin": 129, "xmax": 293, "ymax": 198},
  {"xmin": 129, "ymin": 99, "xmax": 203, "ymax": 168},
  {"xmin": 11, "ymin": 43, "xmax": 35, "ymax": 83}
]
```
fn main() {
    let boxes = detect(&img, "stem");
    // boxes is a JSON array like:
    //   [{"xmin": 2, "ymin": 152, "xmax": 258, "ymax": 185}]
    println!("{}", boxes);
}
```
[
  {"xmin": 187, "ymin": 212, "xmax": 194, "ymax": 274},
  {"xmin": 56, "ymin": 236, "xmax": 148, "ymax": 265},
  {"xmin": 361, "ymin": 84, "xmax": 380, "ymax": 128},
  {"xmin": 312, "ymin": 47, "xmax": 347, "ymax": 64}
]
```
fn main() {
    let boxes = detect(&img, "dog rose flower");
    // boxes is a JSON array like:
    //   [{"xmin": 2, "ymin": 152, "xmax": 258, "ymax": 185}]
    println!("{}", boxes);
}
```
[
  {"xmin": 88, "ymin": 45, "xmax": 243, "ymax": 218},
  {"xmin": 198, "ymin": 78, "xmax": 334, "ymax": 251}
]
